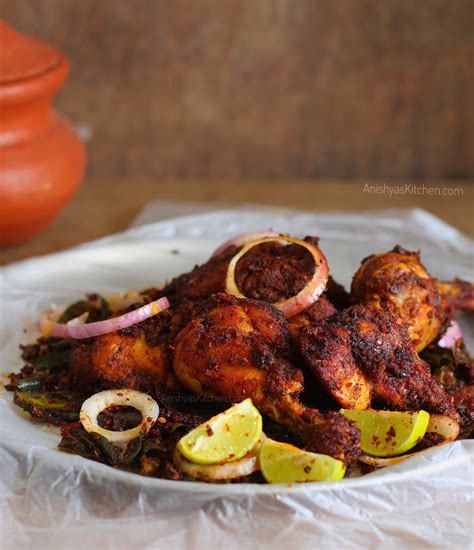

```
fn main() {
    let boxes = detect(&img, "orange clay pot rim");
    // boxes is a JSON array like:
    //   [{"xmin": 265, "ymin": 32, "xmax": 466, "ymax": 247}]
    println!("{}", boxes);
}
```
[
  {"xmin": 0, "ymin": 55, "xmax": 64, "ymax": 85},
  {"xmin": 0, "ymin": 57, "xmax": 68, "ymax": 102}
]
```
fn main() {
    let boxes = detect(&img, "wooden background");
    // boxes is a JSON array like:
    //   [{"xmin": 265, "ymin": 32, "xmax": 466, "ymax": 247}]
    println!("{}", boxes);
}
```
[{"xmin": 3, "ymin": 0, "xmax": 473, "ymax": 181}]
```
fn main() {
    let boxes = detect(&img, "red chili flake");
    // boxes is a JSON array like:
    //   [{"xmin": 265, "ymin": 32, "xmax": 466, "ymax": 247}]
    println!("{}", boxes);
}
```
[
  {"xmin": 206, "ymin": 425, "xmax": 214, "ymax": 437},
  {"xmin": 117, "ymin": 392, "xmax": 123, "ymax": 397},
  {"xmin": 372, "ymin": 435, "xmax": 381, "ymax": 448},
  {"xmin": 385, "ymin": 426, "xmax": 396, "ymax": 444}
]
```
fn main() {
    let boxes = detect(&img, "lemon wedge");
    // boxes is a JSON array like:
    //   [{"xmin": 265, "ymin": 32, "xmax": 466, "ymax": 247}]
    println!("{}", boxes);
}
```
[
  {"xmin": 340, "ymin": 409, "xmax": 429, "ymax": 457},
  {"xmin": 177, "ymin": 398, "xmax": 262, "ymax": 464},
  {"xmin": 259, "ymin": 438, "xmax": 346, "ymax": 484}
]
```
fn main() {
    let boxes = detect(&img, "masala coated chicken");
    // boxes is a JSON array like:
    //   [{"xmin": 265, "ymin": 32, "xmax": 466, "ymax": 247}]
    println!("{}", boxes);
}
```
[
  {"xmin": 163, "ymin": 236, "xmax": 321, "ymax": 304},
  {"xmin": 69, "ymin": 310, "xmax": 182, "ymax": 393},
  {"xmin": 299, "ymin": 304, "xmax": 460, "ymax": 422},
  {"xmin": 161, "ymin": 235, "xmax": 342, "ymax": 336},
  {"xmin": 351, "ymin": 246, "xmax": 473, "ymax": 352},
  {"xmin": 68, "ymin": 235, "xmax": 335, "ymax": 401},
  {"xmin": 173, "ymin": 293, "xmax": 360, "ymax": 463}
]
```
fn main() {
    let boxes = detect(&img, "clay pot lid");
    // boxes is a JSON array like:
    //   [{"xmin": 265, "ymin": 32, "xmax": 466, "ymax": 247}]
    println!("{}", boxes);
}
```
[{"xmin": 0, "ymin": 21, "xmax": 63, "ymax": 84}]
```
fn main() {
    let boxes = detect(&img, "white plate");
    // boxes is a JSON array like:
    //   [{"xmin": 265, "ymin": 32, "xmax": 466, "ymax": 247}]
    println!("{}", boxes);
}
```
[{"xmin": 1, "ymin": 208, "xmax": 473, "ymax": 548}]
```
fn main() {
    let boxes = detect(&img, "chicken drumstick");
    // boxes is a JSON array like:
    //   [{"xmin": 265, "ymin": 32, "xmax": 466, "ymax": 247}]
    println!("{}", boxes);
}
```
[
  {"xmin": 351, "ymin": 246, "xmax": 473, "ymax": 352},
  {"xmin": 299, "ymin": 304, "xmax": 460, "ymax": 422},
  {"xmin": 173, "ymin": 293, "xmax": 360, "ymax": 463}
]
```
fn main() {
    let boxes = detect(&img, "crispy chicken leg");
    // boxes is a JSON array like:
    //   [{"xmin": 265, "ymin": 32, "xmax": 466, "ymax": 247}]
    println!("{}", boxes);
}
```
[
  {"xmin": 351, "ymin": 246, "xmax": 473, "ymax": 352},
  {"xmin": 173, "ymin": 293, "xmax": 360, "ymax": 463},
  {"xmin": 299, "ymin": 305, "xmax": 460, "ymax": 422}
]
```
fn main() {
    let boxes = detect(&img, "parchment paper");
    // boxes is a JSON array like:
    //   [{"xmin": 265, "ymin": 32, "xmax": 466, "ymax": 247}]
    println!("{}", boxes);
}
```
[{"xmin": 1, "ymin": 207, "xmax": 473, "ymax": 549}]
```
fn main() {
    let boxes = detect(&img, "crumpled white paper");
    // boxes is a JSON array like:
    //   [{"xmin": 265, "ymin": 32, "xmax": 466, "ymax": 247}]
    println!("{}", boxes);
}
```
[{"xmin": 1, "ymin": 207, "xmax": 473, "ymax": 549}]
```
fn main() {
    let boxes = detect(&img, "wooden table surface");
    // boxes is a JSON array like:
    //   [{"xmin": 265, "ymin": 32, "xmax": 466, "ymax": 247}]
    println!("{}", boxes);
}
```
[{"xmin": 1, "ymin": 179, "xmax": 472, "ymax": 266}]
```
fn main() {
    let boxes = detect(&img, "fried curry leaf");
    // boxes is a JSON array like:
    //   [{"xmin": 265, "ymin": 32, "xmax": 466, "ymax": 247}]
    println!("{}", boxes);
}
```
[
  {"xmin": 15, "ymin": 377, "xmax": 46, "ymax": 392},
  {"xmin": 59, "ymin": 428, "xmax": 160, "ymax": 470},
  {"xmin": 14, "ymin": 390, "xmax": 83, "ymax": 423},
  {"xmin": 58, "ymin": 295, "xmax": 110, "ymax": 324},
  {"xmin": 121, "ymin": 435, "xmax": 145, "ymax": 465},
  {"xmin": 422, "ymin": 340, "xmax": 474, "ymax": 389},
  {"xmin": 59, "ymin": 429, "xmax": 113, "ymax": 463},
  {"xmin": 97, "ymin": 407, "xmax": 143, "ymax": 431},
  {"xmin": 33, "ymin": 348, "xmax": 73, "ymax": 372},
  {"xmin": 87, "ymin": 431, "xmax": 122, "ymax": 464}
]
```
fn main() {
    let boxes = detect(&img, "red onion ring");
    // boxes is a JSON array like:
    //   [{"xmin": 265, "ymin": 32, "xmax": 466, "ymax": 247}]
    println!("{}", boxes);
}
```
[
  {"xmin": 438, "ymin": 321, "xmax": 463, "ymax": 349},
  {"xmin": 211, "ymin": 231, "xmax": 280, "ymax": 258},
  {"xmin": 225, "ymin": 236, "xmax": 329, "ymax": 318},
  {"xmin": 38, "ymin": 297, "xmax": 170, "ymax": 339}
]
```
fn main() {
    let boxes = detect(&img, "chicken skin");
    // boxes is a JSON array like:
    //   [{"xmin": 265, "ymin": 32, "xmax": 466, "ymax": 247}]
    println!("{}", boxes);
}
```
[
  {"xmin": 351, "ymin": 246, "xmax": 473, "ymax": 352},
  {"xmin": 299, "ymin": 305, "xmax": 460, "ymax": 422},
  {"xmin": 287, "ymin": 295, "xmax": 337, "ymax": 340},
  {"xmin": 437, "ymin": 278, "xmax": 474, "ymax": 314},
  {"xmin": 173, "ymin": 293, "xmax": 360, "ymax": 463},
  {"xmin": 69, "ymin": 311, "xmax": 181, "ymax": 393}
]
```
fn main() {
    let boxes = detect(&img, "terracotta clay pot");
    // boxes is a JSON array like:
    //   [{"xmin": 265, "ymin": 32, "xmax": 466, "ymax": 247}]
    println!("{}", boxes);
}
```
[{"xmin": 0, "ymin": 21, "xmax": 85, "ymax": 247}]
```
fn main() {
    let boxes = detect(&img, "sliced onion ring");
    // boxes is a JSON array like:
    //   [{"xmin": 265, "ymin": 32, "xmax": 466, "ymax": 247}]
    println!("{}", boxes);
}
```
[
  {"xmin": 80, "ymin": 389, "xmax": 159, "ymax": 445},
  {"xmin": 173, "ymin": 434, "xmax": 265, "ymax": 481},
  {"xmin": 438, "ymin": 321, "xmax": 463, "ymax": 349},
  {"xmin": 225, "ymin": 236, "xmax": 329, "ymax": 318},
  {"xmin": 426, "ymin": 414, "xmax": 460, "ymax": 441},
  {"xmin": 38, "ymin": 296, "xmax": 170, "ymax": 339},
  {"xmin": 358, "ymin": 414, "xmax": 460, "ymax": 468},
  {"xmin": 211, "ymin": 231, "xmax": 280, "ymax": 258}
]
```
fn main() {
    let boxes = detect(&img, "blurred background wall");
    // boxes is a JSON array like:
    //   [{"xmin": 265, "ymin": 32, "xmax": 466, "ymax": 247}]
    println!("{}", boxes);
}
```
[{"xmin": 3, "ymin": 0, "xmax": 473, "ymax": 181}]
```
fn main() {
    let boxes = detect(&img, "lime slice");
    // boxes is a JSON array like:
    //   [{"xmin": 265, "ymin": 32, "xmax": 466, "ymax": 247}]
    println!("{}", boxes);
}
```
[
  {"xmin": 259, "ymin": 438, "xmax": 346, "ymax": 484},
  {"xmin": 177, "ymin": 398, "xmax": 262, "ymax": 464},
  {"xmin": 340, "ymin": 409, "xmax": 429, "ymax": 457}
]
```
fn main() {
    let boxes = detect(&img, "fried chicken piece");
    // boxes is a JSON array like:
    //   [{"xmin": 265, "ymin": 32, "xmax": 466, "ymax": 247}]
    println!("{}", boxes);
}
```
[
  {"xmin": 69, "ymin": 311, "xmax": 181, "ymax": 393},
  {"xmin": 173, "ymin": 293, "xmax": 360, "ymax": 463},
  {"xmin": 325, "ymin": 276, "xmax": 352, "ymax": 310},
  {"xmin": 163, "ymin": 236, "xmax": 343, "ymax": 337},
  {"xmin": 437, "ymin": 278, "xmax": 474, "ymax": 313},
  {"xmin": 351, "ymin": 246, "xmax": 448, "ymax": 352},
  {"xmin": 287, "ymin": 295, "xmax": 337, "ymax": 340},
  {"xmin": 299, "ymin": 305, "xmax": 460, "ymax": 422},
  {"xmin": 449, "ymin": 385, "xmax": 474, "ymax": 435},
  {"xmin": 163, "ymin": 236, "xmax": 332, "ymax": 306}
]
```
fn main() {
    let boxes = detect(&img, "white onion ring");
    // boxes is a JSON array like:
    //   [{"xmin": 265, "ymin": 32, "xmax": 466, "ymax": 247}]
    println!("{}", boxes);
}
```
[
  {"xmin": 438, "ymin": 321, "xmax": 463, "ymax": 349},
  {"xmin": 211, "ymin": 231, "xmax": 280, "ymax": 258},
  {"xmin": 38, "ymin": 297, "xmax": 170, "ymax": 339},
  {"xmin": 358, "ymin": 414, "xmax": 460, "ymax": 468},
  {"xmin": 173, "ymin": 434, "xmax": 265, "ymax": 481},
  {"xmin": 426, "ymin": 414, "xmax": 460, "ymax": 441},
  {"xmin": 80, "ymin": 389, "xmax": 159, "ymax": 445},
  {"xmin": 225, "ymin": 237, "xmax": 329, "ymax": 318}
]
